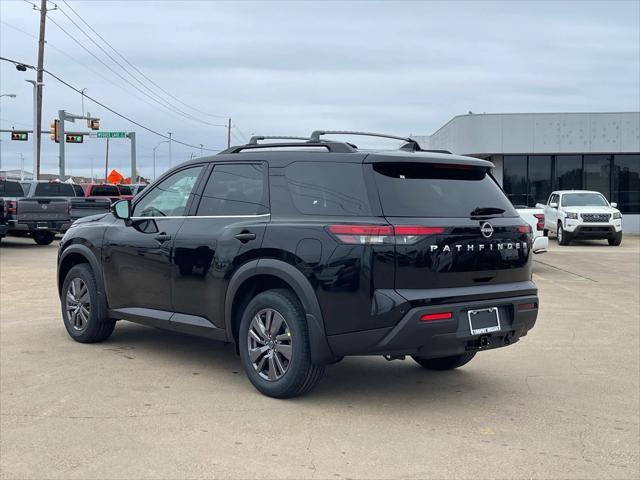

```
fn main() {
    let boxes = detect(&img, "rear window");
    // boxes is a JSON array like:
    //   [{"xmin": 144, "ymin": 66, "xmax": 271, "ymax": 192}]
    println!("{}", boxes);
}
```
[
  {"xmin": 0, "ymin": 181, "xmax": 25, "ymax": 197},
  {"xmin": 34, "ymin": 183, "xmax": 75, "ymax": 197},
  {"xmin": 72, "ymin": 184, "xmax": 84, "ymax": 197},
  {"xmin": 118, "ymin": 186, "xmax": 132, "ymax": 195},
  {"xmin": 91, "ymin": 185, "xmax": 120, "ymax": 196},
  {"xmin": 285, "ymin": 162, "xmax": 372, "ymax": 216},
  {"xmin": 372, "ymin": 162, "xmax": 517, "ymax": 218}
]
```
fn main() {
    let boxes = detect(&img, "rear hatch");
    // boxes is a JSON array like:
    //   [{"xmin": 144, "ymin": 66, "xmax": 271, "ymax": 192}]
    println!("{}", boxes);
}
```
[{"xmin": 370, "ymin": 161, "xmax": 532, "ymax": 289}]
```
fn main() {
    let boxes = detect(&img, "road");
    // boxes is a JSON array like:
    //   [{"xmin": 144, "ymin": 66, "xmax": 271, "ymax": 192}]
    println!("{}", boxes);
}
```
[{"xmin": 1, "ymin": 235, "xmax": 638, "ymax": 479}]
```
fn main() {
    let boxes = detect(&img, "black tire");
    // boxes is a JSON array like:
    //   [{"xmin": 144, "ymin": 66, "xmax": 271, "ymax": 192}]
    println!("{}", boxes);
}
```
[
  {"xmin": 238, "ymin": 288, "xmax": 325, "ymax": 398},
  {"xmin": 543, "ymin": 229, "xmax": 549, "ymax": 237},
  {"xmin": 33, "ymin": 231, "xmax": 55, "ymax": 245},
  {"xmin": 412, "ymin": 352, "xmax": 476, "ymax": 370},
  {"xmin": 608, "ymin": 233, "xmax": 622, "ymax": 246},
  {"xmin": 61, "ymin": 264, "xmax": 115, "ymax": 343},
  {"xmin": 557, "ymin": 223, "xmax": 571, "ymax": 246}
]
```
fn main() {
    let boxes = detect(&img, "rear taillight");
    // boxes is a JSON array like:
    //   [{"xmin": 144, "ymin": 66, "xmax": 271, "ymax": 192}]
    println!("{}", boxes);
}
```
[
  {"xmin": 517, "ymin": 303, "xmax": 537, "ymax": 311},
  {"xmin": 420, "ymin": 312, "xmax": 453, "ymax": 321},
  {"xmin": 327, "ymin": 225, "xmax": 444, "ymax": 245},
  {"xmin": 517, "ymin": 224, "xmax": 532, "ymax": 234},
  {"xmin": 6, "ymin": 200, "xmax": 17, "ymax": 215},
  {"xmin": 533, "ymin": 213, "xmax": 545, "ymax": 231}
]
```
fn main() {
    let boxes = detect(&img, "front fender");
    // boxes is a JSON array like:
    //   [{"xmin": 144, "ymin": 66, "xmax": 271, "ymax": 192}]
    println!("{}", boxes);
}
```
[
  {"xmin": 225, "ymin": 258, "xmax": 336, "ymax": 364},
  {"xmin": 58, "ymin": 243, "xmax": 106, "ymax": 302}
]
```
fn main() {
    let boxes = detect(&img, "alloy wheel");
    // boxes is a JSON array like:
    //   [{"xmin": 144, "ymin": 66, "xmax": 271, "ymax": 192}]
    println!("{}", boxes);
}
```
[
  {"xmin": 247, "ymin": 308, "xmax": 292, "ymax": 381},
  {"xmin": 65, "ymin": 278, "xmax": 91, "ymax": 331}
]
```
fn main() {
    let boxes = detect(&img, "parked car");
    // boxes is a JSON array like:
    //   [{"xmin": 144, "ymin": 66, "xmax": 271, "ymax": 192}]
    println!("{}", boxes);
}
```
[
  {"xmin": 22, "ymin": 181, "xmax": 112, "ymax": 223},
  {"xmin": 57, "ymin": 132, "xmax": 539, "ymax": 398},
  {"xmin": 0, "ymin": 179, "xmax": 24, "ymax": 242},
  {"xmin": 513, "ymin": 204, "xmax": 548, "ymax": 254},
  {"xmin": 0, "ymin": 198, "xmax": 8, "ymax": 241},
  {"xmin": 537, "ymin": 190, "xmax": 623, "ymax": 246},
  {"xmin": 3, "ymin": 180, "xmax": 70, "ymax": 245},
  {"xmin": 128, "ymin": 183, "xmax": 148, "ymax": 197},
  {"xmin": 81, "ymin": 183, "xmax": 124, "ymax": 203}
]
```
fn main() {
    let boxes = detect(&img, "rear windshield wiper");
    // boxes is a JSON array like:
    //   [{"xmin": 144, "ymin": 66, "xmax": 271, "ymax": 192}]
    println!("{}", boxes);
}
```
[{"xmin": 469, "ymin": 207, "xmax": 505, "ymax": 217}]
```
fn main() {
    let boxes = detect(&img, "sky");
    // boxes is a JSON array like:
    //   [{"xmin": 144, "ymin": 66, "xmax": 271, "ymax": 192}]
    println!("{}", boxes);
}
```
[{"xmin": 0, "ymin": 0, "xmax": 639, "ymax": 180}]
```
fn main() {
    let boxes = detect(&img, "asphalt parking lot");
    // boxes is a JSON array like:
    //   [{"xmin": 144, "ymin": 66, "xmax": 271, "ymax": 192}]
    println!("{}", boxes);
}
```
[{"xmin": 1, "ymin": 235, "xmax": 638, "ymax": 480}]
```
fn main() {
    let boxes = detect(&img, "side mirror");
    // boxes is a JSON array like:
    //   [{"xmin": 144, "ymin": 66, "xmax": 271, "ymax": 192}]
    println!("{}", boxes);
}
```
[
  {"xmin": 611, "ymin": 202, "xmax": 617, "ymax": 208},
  {"xmin": 112, "ymin": 199, "xmax": 131, "ymax": 222},
  {"xmin": 549, "ymin": 202, "xmax": 558, "ymax": 209}
]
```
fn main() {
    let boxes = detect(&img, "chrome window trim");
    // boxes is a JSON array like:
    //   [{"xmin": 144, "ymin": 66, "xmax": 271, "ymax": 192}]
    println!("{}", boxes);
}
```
[{"xmin": 130, "ymin": 213, "xmax": 271, "ymax": 220}]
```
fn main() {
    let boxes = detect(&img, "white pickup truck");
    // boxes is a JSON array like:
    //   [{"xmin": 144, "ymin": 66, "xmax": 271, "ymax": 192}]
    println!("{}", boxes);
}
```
[
  {"xmin": 536, "ymin": 190, "xmax": 623, "ymax": 246},
  {"xmin": 513, "ymin": 205, "xmax": 548, "ymax": 254}
]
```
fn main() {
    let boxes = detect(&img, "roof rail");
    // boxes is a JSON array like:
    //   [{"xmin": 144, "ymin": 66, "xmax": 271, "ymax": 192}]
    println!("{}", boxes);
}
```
[
  {"xmin": 309, "ymin": 130, "xmax": 422, "ymax": 152},
  {"xmin": 219, "ymin": 140, "xmax": 356, "ymax": 155},
  {"xmin": 248, "ymin": 135, "xmax": 309, "ymax": 145}
]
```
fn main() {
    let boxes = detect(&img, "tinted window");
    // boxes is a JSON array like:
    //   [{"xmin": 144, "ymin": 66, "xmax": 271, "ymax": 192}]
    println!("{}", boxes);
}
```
[
  {"xmin": 285, "ymin": 162, "xmax": 372, "ymax": 216},
  {"xmin": 72, "ymin": 184, "xmax": 84, "ymax": 197},
  {"xmin": 90, "ymin": 185, "xmax": 120, "ymax": 196},
  {"xmin": 133, "ymin": 166, "xmax": 203, "ymax": 217},
  {"xmin": 373, "ymin": 162, "xmax": 517, "ymax": 218},
  {"xmin": 583, "ymin": 155, "xmax": 611, "ymax": 198},
  {"xmin": 556, "ymin": 155, "xmax": 582, "ymax": 190},
  {"xmin": 197, "ymin": 163, "xmax": 267, "ymax": 216},
  {"xmin": 34, "ymin": 183, "xmax": 75, "ymax": 197},
  {"xmin": 613, "ymin": 154, "xmax": 640, "ymax": 214},
  {"xmin": 0, "ymin": 181, "xmax": 25, "ymax": 197},
  {"xmin": 528, "ymin": 155, "xmax": 552, "ymax": 206},
  {"xmin": 118, "ymin": 186, "xmax": 132, "ymax": 195},
  {"xmin": 561, "ymin": 193, "xmax": 608, "ymax": 207}
]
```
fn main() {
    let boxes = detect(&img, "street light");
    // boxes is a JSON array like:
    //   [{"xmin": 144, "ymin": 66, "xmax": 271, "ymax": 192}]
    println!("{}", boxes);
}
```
[
  {"xmin": 26, "ymin": 80, "xmax": 44, "ymax": 179},
  {"xmin": 152, "ymin": 140, "xmax": 169, "ymax": 180},
  {"xmin": 0, "ymin": 93, "xmax": 17, "ymax": 99}
]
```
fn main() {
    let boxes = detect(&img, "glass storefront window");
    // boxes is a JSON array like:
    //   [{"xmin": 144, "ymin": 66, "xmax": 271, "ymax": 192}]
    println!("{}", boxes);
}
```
[
  {"xmin": 555, "ymin": 155, "xmax": 582, "ymax": 190},
  {"xmin": 613, "ymin": 154, "xmax": 640, "ymax": 214},
  {"xmin": 528, "ymin": 155, "xmax": 552, "ymax": 206},
  {"xmin": 503, "ymin": 155, "xmax": 528, "ymax": 206},
  {"xmin": 583, "ymin": 155, "xmax": 612, "ymax": 199}
]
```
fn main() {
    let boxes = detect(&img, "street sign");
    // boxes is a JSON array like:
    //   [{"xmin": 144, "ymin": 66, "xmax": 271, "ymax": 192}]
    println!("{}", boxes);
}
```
[
  {"xmin": 11, "ymin": 131, "xmax": 28, "ymax": 141},
  {"xmin": 96, "ymin": 131, "xmax": 126, "ymax": 138}
]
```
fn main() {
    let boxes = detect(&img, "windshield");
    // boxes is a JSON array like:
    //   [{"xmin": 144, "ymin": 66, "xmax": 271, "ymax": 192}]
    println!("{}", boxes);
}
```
[
  {"xmin": 561, "ymin": 193, "xmax": 608, "ymax": 207},
  {"xmin": 372, "ymin": 162, "xmax": 517, "ymax": 218}
]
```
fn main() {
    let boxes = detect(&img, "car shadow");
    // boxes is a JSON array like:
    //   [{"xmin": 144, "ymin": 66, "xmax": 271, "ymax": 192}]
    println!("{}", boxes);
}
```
[{"xmin": 103, "ymin": 323, "xmax": 504, "ymax": 404}]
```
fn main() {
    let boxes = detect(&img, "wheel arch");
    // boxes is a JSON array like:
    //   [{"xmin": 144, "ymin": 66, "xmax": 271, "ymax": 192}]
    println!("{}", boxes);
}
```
[
  {"xmin": 225, "ymin": 259, "xmax": 336, "ymax": 364},
  {"xmin": 58, "ymin": 244, "xmax": 106, "ymax": 302}
]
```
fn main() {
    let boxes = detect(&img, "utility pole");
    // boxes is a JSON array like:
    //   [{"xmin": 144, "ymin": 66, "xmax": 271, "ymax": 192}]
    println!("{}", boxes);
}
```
[
  {"xmin": 104, "ymin": 137, "xmax": 109, "ymax": 181},
  {"xmin": 127, "ymin": 131, "xmax": 136, "ymax": 182},
  {"xmin": 168, "ymin": 132, "xmax": 173, "ymax": 167},
  {"xmin": 35, "ymin": 0, "xmax": 48, "ymax": 180},
  {"xmin": 227, "ymin": 118, "xmax": 232, "ymax": 148},
  {"xmin": 200, "ymin": 143, "xmax": 203, "ymax": 156},
  {"xmin": 58, "ymin": 109, "xmax": 65, "ymax": 180},
  {"xmin": 26, "ymin": 80, "xmax": 43, "ymax": 178}
]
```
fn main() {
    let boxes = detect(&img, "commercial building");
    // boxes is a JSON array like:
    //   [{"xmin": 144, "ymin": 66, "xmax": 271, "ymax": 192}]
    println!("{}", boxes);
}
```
[{"xmin": 413, "ymin": 112, "xmax": 640, "ymax": 233}]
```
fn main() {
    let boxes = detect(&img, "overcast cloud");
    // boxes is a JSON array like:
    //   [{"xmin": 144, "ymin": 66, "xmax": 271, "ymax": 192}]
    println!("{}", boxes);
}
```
[{"xmin": 0, "ymin": 0, "xmax": 638, "ymax": 179}]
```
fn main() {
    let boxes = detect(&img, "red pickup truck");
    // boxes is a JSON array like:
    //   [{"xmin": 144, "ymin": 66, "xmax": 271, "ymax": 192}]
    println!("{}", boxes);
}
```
[{"xmin": 81, "ymin": 184, "xmax": 132, "ymax": 203}]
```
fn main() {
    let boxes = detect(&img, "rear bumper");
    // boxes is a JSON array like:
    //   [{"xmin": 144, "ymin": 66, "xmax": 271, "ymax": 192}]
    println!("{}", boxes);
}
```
[
  {"xmin": 0, "ymin": 224, "xmax": 8, "ymax": 236},
  {"xmin": 327, "ymin": 294, "xmax": 538, "ymax": 358},
  {"xmin": 9, "ymin": 220, "xmax": 70, "ymax": 233}
]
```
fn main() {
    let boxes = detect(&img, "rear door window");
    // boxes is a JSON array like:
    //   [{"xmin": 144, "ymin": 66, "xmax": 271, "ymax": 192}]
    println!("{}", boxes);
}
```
[
  {"xmin": 285, "ymin": 162, "xmax": 372, "ymax": 216},
  {"xmin": 372, "ymin": 162, "xmax": 517, "ymax": 218},
  {"xmin": 72, "ymin": 185, "xmax": 85, "ymax": 197},
  {"xmin": 196, "ymin": 163, "xmax": 268, "ymax": 216}
]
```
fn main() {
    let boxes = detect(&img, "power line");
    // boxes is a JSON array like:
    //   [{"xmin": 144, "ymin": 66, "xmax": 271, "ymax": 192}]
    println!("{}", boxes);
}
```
[
  {"xmin": 61, "ymin": 0, "xmax": 228, "ymax": 120},
  {"xmin": 46, "ymin": 13, "xmax": 223, "ymax": 128},
  {"xmin": 0, "ymin": 56, "xmax": 222, "ymax": 151},
  {"xmin": 54, "ymin": 5, "xmax": 223, "ymax": 127}
]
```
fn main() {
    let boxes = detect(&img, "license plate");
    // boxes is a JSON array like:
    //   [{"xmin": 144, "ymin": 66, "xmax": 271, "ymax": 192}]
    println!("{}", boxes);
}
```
[
  {"xmin": 36, "ymin": 222, "xmax": 48, "ymax": 229},
  {"xmin": 468, "ymin": 307, "xmax": 501, "ymax": 335}
]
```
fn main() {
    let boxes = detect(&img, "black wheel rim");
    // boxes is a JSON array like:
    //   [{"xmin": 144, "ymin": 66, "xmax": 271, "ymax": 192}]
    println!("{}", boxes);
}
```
[
  {"xmin": 65, "ymin": 278, "xmax": 90, "ymax": 331},
  {"xmin": 247, "ymin": 308, "xmax": 292, "ymax": 381}
]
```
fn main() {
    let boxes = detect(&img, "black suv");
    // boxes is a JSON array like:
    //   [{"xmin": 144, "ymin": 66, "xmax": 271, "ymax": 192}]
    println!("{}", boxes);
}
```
[{"xmin": 57, "ymin": 131, "xmax": 539, "ymax": 398}]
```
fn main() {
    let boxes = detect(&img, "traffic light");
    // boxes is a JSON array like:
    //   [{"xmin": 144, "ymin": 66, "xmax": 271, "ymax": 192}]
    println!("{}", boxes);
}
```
[
  {"xmin": 11, "ymin": 131, "xmax": 28, "ymax": 141},
  {"xmin": 50, "ymin": 120, "xmax": 59, "ymax": 143},
  {"xmin": 88, "ymin": 118, "xmax": 100, "ymax": 130},
  {"xmin": 65, "ymin": 134, "xmax": 84, "ymax": 144}
]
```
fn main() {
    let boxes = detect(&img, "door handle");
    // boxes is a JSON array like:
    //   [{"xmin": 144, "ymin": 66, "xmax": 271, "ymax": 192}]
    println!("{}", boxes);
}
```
[
  {"xmin": 234, "ymin": 231, "xmax": 256, "ymax": 243},
  {"xmin": 154, "ymin": 233, "xmax": 172, "ymax": 243}
]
